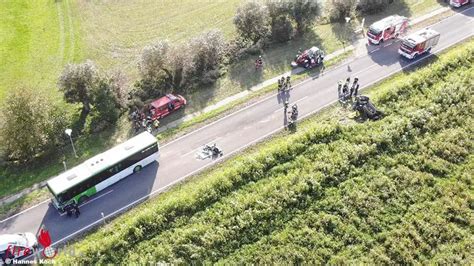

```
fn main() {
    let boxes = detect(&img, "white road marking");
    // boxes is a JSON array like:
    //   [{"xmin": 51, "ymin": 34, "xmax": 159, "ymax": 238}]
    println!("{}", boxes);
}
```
[
  {"xmin": 369, "ymin": 48, "xmax": 380, "ymax": 54},
  {"xmin": 383, "ymin": 42, "xmax": 393, "ymax": 47}
]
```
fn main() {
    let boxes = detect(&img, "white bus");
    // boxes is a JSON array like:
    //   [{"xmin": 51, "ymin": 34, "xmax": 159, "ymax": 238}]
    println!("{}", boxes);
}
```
[{"xmin": 46, "ymin": 132, "xmax": 159, "ymax": 212}]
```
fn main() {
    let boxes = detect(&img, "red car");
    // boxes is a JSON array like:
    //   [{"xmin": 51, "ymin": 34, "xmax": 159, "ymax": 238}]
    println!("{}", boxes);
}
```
[{"xmin": 149, "ymin": 94, "xmax": 186, "ymax": 120}]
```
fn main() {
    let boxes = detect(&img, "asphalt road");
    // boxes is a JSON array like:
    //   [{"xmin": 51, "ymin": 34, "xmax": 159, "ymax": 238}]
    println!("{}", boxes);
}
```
[{"xmin": 1, "ymin": 6, "xmax": 473, "ymax": 249}]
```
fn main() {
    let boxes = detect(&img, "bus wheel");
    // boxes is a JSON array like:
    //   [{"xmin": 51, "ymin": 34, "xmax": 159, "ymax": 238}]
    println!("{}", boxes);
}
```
[
  {"xmin": 133, "ymin": 165, "xmax": 142, "ymax": 173},
  {"xmin": 78, "ymin": 195, "xmax": 89, "ymax": 204}
]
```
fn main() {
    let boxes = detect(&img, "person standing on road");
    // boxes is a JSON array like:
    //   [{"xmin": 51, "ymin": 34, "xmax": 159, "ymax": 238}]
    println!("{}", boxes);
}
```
[
  {"xmin": 351, "ymin": 77, "xmax": 360, "ymax": 98},
  {"xmin": 74, "ymin": 204, "xmax": 80, "ymax": 218},
  {"xmin": 286, "ymin": 76, "xmax": 291, "ymax": 90},
  {"xmin": 65, "ymin": 204, "xmax": 73, "ymax": 217}
]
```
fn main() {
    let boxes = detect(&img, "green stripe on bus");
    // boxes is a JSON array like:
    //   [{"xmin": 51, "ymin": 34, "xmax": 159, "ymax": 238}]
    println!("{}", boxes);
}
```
[{"xmin": 73, "ymin": 186, "xmax": 97, "ymax": 204}]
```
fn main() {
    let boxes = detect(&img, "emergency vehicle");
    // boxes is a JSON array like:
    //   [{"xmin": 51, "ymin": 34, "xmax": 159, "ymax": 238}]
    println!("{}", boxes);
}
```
[
  {"xmin": 367, "ymin": 15, "xmax": 409, "ymax": 45},
  {"xmin": 149, "ymin": 94, "xmax": 186, "ymax": 120},
  {"xmin": 449, "ymin": 0, "xmax": 470, "ymax": 7},
  {"xmin": 398, "ymin": 28, "xmax": 440, "ymax": 59}
]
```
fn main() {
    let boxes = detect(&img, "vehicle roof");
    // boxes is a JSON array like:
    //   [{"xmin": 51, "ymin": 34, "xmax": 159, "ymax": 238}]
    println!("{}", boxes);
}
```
[
  {"xmin": 150, "ymin": 94, "xmax": 178, "ymax": 109},
  {"xmin": 307, "ymin": 46, "xmax": 320, "ymax": 56},
  {"xmin": 0, "ymin": 234, "xmax": 26, "ymax": 251},
  {"xmin": 403, "ymin": 28, "xmax": 440, "ymax": 45},
  {"xmin": 370, "ymin": 15, "xmax": 407, "ymax": 31},
  {"xmin": 46, "ymin": 132, "xmax": 157, "ymax": 195}
]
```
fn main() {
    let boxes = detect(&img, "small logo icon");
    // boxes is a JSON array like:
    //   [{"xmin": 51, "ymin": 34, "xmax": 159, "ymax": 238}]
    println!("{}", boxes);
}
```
[{"xmin": 37, "ymin": 228, "xmax": 57, "ymax": 259}]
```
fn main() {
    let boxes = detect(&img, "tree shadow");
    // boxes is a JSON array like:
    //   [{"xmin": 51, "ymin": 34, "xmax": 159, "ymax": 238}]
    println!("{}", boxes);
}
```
[{"xmin": 367, "ymin": 41, "xmax": 404, "ymax": 66}]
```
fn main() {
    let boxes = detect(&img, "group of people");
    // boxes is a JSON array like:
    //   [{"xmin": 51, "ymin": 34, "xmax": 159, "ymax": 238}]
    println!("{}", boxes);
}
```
[
  {"xmin": 278, "ymin": 76, "xmax": 292, "ymax": 92},
  {"xmin": 64, "ymin": 203, "xmax": 81, "ymax": 218},
  {"xmin": 131, "ymin": 108, "xmax": 159, "ymax": 133},
  {"xmin": 337, "ymin": 77, "xmax": 360, "ymax": 103}
]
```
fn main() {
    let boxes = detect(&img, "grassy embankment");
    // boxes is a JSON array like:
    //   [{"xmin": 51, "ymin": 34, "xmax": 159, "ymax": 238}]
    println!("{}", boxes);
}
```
[{"xmin": 55, "ymin": 39, "xmax": 474, "ymax": 264}]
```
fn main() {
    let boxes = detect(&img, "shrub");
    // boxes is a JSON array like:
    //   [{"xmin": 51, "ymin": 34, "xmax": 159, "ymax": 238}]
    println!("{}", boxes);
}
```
[
  {"xmin": 271, "ymin": 15, "xmax": 294, "ymax": 43},
  {"xmin": 89, "ymin": 79, "xmax": 122, "ymax": 132},
  {"xmin": 327, "ymin": 0, "xmax": 357, "ymax": 22},
  {"xmin": 268, "ymin": 0, "xmax": 320, "ymax": 36},
  {"xmin": 186, "ymin": 30, "xmax": 227, "ymax": 87},
  {"xmin": 357, "ymin": 0, "xmax": 393, "ymax": 15},
  {"xmin": 233, "ymin": 1, "xmax": 271, "ymax": 45},
  {"xmin": 58, "ymin": 61, "xmax": 98, "ymax": 129},
  {"xmin": 0, "ymin": 88, "xmax": 68, "ymax": 161},
  {"xmin": 288, "ymin": 0, "xmax": 321, "ymax": 34}
]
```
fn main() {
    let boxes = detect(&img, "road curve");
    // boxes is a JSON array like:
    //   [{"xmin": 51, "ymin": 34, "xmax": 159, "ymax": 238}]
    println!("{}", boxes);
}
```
[{"xmin": 1, "ymin": 6, "xmax": 473, "ymax": 248}]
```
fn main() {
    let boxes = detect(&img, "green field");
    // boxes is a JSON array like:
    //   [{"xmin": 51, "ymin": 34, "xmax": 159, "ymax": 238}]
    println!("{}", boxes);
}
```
[
  {"xmin": 0, "ymin": 0, "xmax": 82, "ymax": 100},
  {"xmin": 56, "ymin": 40, "xmax": 474, "ymax": 264}
]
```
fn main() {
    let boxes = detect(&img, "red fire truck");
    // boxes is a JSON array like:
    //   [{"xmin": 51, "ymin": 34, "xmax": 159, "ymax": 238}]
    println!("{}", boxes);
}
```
[
  {"xmin": 449, "ymin": 0, "xmax": 470, "ymax": 7},
  {"xmin": 398, "ymin": 28, "xmax": 440, "ymax": 59},
  {"xmin": 367, "ymin": 15, "xmax": 409, "ymax": 45}
]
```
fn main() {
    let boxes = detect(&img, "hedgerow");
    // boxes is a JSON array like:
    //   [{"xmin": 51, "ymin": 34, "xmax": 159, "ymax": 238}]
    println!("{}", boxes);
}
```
[{"xmin": 56, "ymin": 40, "xmax": 474, "ymax": 264}]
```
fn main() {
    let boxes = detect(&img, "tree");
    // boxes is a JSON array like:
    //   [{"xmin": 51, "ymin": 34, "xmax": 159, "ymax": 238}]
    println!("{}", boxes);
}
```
[
  {"xmin": 106, "ymin": 70, "xmax": 130, "ymax": 109},
  {"xmin": 288, "ymin": 0, "xmax": 321, "ymax": 34},
  {"xmin": 58, "ymin": 61, "xmax": 98, "ymax": 129},
  {"xmin": 233, "ymin": 2, "xmax": 271, "ymax": 45},
  {"xmin": 187, "ymin": 30, "xmax": 227, "ymax": 86},
  {"xmin": 134, "ymin": 40, "xmax": 174, "ymax": 101},
  {"xmin": 271, "ymin": 15, "xmax": 294, "ymax": 42},
  {"xmin": 89, "ymin": 79, "xmax": 122, "ymax": 132},
  {"xmin": 0, "ymin": 88, "xmax": 68, "ymax": 161},
  {"xmin": 328, "ymin": 0, "xmax": 357, "ymax": 22},
  {"xmin": 139, "ymin": 40, "xmax": 172, "ymax": 82}
]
